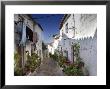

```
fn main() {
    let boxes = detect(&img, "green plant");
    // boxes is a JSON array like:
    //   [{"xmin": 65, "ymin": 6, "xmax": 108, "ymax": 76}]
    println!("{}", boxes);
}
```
[
  {"xmin": 14, "ymin": 67, "xmax": 23, "ymax": 76},
  {"xmin": 14, "ymin": 51, "xmax": 23, "ymax": 76},
  {"xmin": 58, "ymin": 55, "xmax": 67, "ymax": 68},
  {"xmin": 62, "ymin": 43, "xmax": 84, "ymax": 76},
  {"xmin": 73, "ymin": 43, "xmax": 80, "ymax": 59},
  {"xmin": 25, "ymin": 52, "xmax": 41, "ymax": 73},
  {"xmin": 53, "ymin": 52, "xmax": 59, "ymax": 61},
  {"xmin": 63, "ymin": 63, "xmax": 83, "ymax": 76},
  {"xmin": 50, "ymin": 52, "xmax": 59, "ymax": 61},
  {"xmin": 14, "ymin": 52, "xmax": 21, "ymax": 67},
  {"xmin": 50, "ymin": 43, "xmax": 84, "ymax": 76}
]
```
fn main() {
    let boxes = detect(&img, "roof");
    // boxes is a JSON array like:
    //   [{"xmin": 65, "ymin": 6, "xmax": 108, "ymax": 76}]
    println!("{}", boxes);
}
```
[
  {"xmin": 53, "ymin": 34, "xmax": 60, "ymax": 39},
  {"xmin": 59, "ymin": 14, "xmax": 71, "ymax": 29},
  {"xmin": 27, "ymin": 14, "xmax": 43, "ymax": 31},
  {"xmin": 59, "ymin": 14, "xmax": 67, "ymax": 29},
  {"xmin": 37, "ymin": 23, "xmax": 43, "ymax": 31},
  {"xmin": 54, "ymin": 34, "xmax": 60, "ymax": 39},
  {"xmin": 27, "ymin": 14, "xmax": 36, "ymax": 24}
]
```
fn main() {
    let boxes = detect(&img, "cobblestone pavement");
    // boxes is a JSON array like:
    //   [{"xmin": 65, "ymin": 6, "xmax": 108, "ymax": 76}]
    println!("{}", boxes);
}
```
[{"xmin": 30, "ymin": 57, "xmax": 65, "ymax": 76}]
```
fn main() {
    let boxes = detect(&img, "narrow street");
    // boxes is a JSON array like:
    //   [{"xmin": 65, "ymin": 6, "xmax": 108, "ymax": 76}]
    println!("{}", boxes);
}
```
[{"xmin": 30, "ymin": 57, "xmax": 65, "ymax": 76}]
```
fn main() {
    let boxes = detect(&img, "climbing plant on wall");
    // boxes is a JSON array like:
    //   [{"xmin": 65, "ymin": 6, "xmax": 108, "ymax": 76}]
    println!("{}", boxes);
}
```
[
  {"xmin": 24, "ymin": 52, "xmax": 41, "ymax": 74},
  {"xmin": 73, "ymin": 42, "xmax": 80, "ymax": 62},
  {"xmin": 62, "ymin": 43, "xmax": 84, "ymax": 76},
  {"xmin": 72, "ymin": 42, "xmax": 84, "ymax": 67}
]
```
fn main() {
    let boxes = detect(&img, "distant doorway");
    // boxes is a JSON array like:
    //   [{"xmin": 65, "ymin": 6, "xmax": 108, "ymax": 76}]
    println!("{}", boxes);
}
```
[{"xmin": 64, "ymin": 50, "xmax": 68, "ymax": 61}]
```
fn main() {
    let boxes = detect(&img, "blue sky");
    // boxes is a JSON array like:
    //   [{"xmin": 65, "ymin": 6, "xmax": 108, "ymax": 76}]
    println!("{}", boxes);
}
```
[{"xmin": 31, "ymin": 14, "xmax": 64, "ymax": 44}]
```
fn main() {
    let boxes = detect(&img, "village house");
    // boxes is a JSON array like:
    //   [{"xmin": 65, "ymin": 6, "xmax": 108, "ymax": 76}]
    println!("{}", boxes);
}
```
[
  {"xmin": 14, "ymin": 14, "xmax": 43, "ymax": 69},
  {"xmin": 52, "ymin": 34, "xmax": 60, "ymax": 53},
  {"xmin": 53, "ymin": 14, "xmax": 97, "ymax": 76},
  {"xmin": 47, "ymin": 42, "xmax": 54, "ymax": 55},
  {"xmin": 47, "ymin": 34, "xmax": 61, "ymax": 56}
]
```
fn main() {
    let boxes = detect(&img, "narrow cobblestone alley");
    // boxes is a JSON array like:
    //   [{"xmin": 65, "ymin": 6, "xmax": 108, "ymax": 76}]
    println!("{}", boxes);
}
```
[{"xmin": 29, "ymin": 57, "xmax": 65, "ymax": 76}]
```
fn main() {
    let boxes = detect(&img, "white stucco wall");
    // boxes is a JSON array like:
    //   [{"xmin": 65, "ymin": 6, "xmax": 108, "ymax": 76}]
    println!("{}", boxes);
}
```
[
  {"xmin": 21, "ymin": 15, "xmax": 43, "ymax": 60},
  {"xmin": 60, "ymin": 14, "xmax": 75, "ymax": 39},
  {"xmin": 81, "ymin": 34, "xmax": 97, "ymax": 76},
  {"xmin": 53, "ymin": 39, "xmax": 59, "ymax": 49},
  {"xmin": 48, "ymin": 44, "xmax": 54, "ymax": 55},
  {"xmin": 73, "ymin": 14, "xmax": 97, "ymax": 76},
  {"xmin": 59, "ymin": 14, "xmax": 97, "ymax": 76},
  {"xmin": 52, "ymin": 37, "xmax": 60, "ymax": 54},
  {"xmin": 34, "ymin": 24, "xmax": 43, "ymax": 60},
  {"xmin": 14, "ymin": 14, "xmax": 43, "ymax": 61},
  {"xmin": 48, "ymin": 45, "xmax": 52, "ymax": 53},
  {"xmin": 59, "ymin": 14, "xmax": 75, "ymax": 62},
  {"xmin": 71, "ymin": 31, "xmax": 97, "ymax": 76},
  {"xmin": 74, "ymin": 14, "xmax": 97, "ymax": 39}
]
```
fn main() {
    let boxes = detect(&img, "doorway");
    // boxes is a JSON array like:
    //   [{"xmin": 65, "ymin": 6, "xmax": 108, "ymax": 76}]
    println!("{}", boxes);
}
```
[{"xmin": 71, "ymin": 45, "xmax": 74, "ymax": 63}]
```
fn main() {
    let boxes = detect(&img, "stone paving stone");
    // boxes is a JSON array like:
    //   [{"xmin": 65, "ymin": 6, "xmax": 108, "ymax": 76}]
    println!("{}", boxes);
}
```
[{"xmin": 30, "ymin": 57, "xmax": 65, "ymax": 76}]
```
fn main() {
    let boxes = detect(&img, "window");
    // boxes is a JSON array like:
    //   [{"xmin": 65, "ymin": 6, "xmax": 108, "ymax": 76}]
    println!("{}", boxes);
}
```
[
  {"xmin": 26, "ymin": 26, "xmax": 33, "ymax": 42},
  {"xmin": 64, "ymin": 39, "xmax": 66, "ymax": 46},
  {"xmin": 65, "ymin": 23, "xmax": 68, "ymax": 33},
  {"xmin": 73, "ymin": 27, "xmax": 75, "ymax": 38}
]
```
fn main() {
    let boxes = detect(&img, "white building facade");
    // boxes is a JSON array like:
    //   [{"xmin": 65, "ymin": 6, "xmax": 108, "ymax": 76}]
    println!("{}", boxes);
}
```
[
  {"xmin": 48, "ymin": 43, "xmax": 54, "ymax": 55},
  {"xmin": 14, "ymin": 14, "xmax": 43, "ymax": 68},
  {"xmin": 58, "ymin": 14, "xmax": 97, "ymax": 76},
  {"xmin": 48, "ymin": 34, "xmax": 60, "ymax": 55}
]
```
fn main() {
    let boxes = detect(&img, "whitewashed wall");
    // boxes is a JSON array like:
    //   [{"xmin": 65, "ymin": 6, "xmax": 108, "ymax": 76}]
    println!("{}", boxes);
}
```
[
  {"xmin": 59, "ymin": 14, "xmax": 97, "ymax": 75},
  {"xmin": 53, "ymin": 39, "xmax": 59, "ymax": 50},
  {"xmin": 48, "ymin": 44, "xmax": 54, "ymax": 55},
  {"xmin": 34, "ymin": 24, "xmax": 43, "ymax": 60},
  {"xmin": 52, "ymin": 37, "xmax": 60, "ymax": 54},
  {"xmin": 48, "ymin": 45, "xmax": 52, "ymax": 54},
  {"xmin": 60, "ymin": 15, "xmax": 75, "ymax": 39},
  {"xmin": 22, "ymin": 15, "xmax": 43, "ymax": 60},
  {"xmin": 71, "ymin": 31, "xmax": 97, "ymax": 76},
  {"xmin": 14, "ymin": 14, "xmax": 43, "ymax": 60},
  {"xmin": 81, "ymin": 33, "xmax": 97, "ymax": 76},
  {"xmin": 74, "ymin": 14, "xmax": 97, "ymax": 39},
  {"xmin": 59, "ymin": 14, "xmax": 75, "ymax": 62},
  {"xmin": 73, "ymin": 14, "xmax": 97, "ymax": 76}
]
